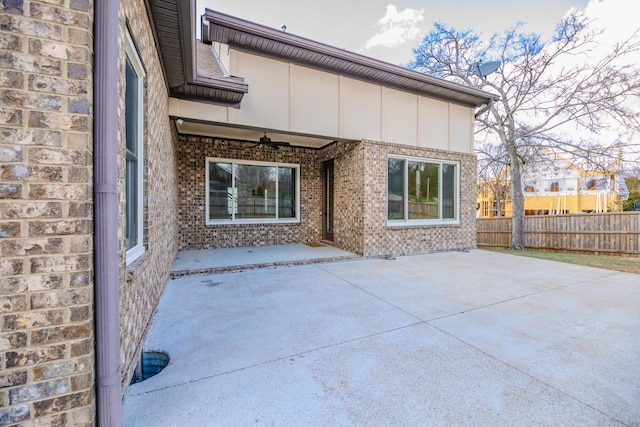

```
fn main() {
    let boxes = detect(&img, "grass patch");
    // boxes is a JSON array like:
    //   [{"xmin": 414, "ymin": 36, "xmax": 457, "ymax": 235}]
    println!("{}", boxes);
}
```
[{"xmin": 486, "ymin": 248, "xmax": 640, "ymax": 275}]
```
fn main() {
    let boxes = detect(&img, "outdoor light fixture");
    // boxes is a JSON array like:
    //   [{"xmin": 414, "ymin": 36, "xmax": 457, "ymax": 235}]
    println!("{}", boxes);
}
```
[{"xmin": 175, "ymin": 118, "xmax": 184, "ymax": 125}]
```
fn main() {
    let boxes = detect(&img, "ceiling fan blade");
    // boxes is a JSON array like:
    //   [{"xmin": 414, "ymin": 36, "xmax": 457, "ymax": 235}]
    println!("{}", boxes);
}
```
[
  {"xmin": 215, "ymin": 133, "xmax": 290, "ymax": 149},
  {"xmin": 259, "ymin": 133, "xmax": 290, "ymax": 148}
]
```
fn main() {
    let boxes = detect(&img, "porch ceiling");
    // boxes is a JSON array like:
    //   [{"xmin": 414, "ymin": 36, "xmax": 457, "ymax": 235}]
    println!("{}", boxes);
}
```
[{"xmin": 173, "ymin": 119, "xmax": 350, "ymax": 149}]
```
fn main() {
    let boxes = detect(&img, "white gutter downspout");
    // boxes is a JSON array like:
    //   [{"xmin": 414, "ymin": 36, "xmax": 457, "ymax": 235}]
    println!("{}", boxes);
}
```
[{"xmin": 94, "ymin": 1, "xmax": 123, "ymax": 426}]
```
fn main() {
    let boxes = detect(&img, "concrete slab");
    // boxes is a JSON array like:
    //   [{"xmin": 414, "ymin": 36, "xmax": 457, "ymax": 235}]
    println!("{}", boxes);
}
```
[
  {"xmin": 431, "ymin": 273, "xmax": 640, "ymax": 426},
  {"xmin": 128, "ymin": 265, "xmax": 419, "ymax": 394},
  {"xmin": 124, "ymin": 325, "xmax": 616, "ymax": 426},
  {"xmin": 124, "ymin": 250, "xmax": 638, "ymax": 426}
]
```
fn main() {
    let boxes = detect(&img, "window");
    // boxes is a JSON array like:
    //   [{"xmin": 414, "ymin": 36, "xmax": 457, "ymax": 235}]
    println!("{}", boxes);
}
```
[
  {"xmin": 124, "ymin": 29, "xmax": 145, "ymax": 265},
  {"xmin": 206, "ymin": 158, "xmax": 299, "ymax": 224},
  {"xmin": 387, "ymin": 155, "xmax": 459, "ymax": 225},
  {"xmin": 492, "ymin": 201, "xmax": 505, "ymax": 217}
]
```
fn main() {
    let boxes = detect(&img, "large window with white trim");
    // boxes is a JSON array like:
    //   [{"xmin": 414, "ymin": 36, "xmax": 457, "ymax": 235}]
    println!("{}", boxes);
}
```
[
  {"xmin": 387, "ymin": 155, "xmax": 459, "ymax": 225},
  {"xmin": 206, "ymin": 158, "xmax": 300, "ymax": 224},
  {"xmin": 124, "ymin": 29, "xmax": 145, "ymax": 264}
]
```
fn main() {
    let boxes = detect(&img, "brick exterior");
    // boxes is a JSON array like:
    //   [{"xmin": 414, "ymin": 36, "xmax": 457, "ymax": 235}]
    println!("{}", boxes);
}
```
[
  {"xmin": 177, "ymin": 136, "xmax": 324, "ymax": 249},
  {"xmin": 320, "ymin": 140, "xmax": 365, "ymax": 254},
  {"xmin": 360, "ymin": 140, "xmax": 477, "ymax": 257},
  {"xmin": 0, "ymin": 1, "xmax": 95, "ymax": 425},
  {"xmin": 0, "ymin": 1, "xmax": 476, "ymax": 424},
  {"xmin": 117, "ymin": 0, "xmax": 179, "ymax": 389},
  {"xmin": 177, "ymin": 136, "xmax": 476, "ymax": 257},
  {"xmin": 0, "ymin": 0, "xmax": 178, "ymax": 424}
]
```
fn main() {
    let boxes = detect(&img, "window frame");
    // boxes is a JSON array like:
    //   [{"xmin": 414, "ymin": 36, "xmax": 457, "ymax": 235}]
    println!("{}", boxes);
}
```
[
  {"xmin": 205, "ymin": 157, "xmax": 301, "ymax": 225},
  {"xmin": 387, "ymin": 154, "xmax": 460, "ymax": 226},
  {"xmin": 124, "ymin": 28, "xmax": 146, "ymax": 265}
]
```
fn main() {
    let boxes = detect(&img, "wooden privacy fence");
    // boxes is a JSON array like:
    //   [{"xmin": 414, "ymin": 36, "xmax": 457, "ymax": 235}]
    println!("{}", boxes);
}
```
[{"xmin": 477, "ymin": 212, "xmax": 640, "ymax": 255}]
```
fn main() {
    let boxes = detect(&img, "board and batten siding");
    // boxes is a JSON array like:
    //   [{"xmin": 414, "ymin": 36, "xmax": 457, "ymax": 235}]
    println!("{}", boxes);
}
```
[{"xmin": 169, "ymin": 50, "xmax": 475, "ymax": 153}]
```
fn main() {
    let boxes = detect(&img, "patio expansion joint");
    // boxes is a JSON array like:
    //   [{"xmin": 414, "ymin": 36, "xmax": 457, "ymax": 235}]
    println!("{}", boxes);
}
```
[
  {"xmin": 425, "ymin": 272, "xmax": 620, "ymax": 324},
  {"xmin": 317, "ymin": 265, "xmax": 425, "ymax": 323},
  {"xmin": 313, "ymin": 265, "xmax": 628, "ymax": 425},
  {"xmin": 428, "ymin": 322, "xmax": 629, "ymax": 427},
  {"xmin": 126, "ymin": 320, "xmax": 426, "ymax": 397}
]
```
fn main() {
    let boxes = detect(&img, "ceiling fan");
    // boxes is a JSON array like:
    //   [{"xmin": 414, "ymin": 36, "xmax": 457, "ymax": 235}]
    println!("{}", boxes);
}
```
[
  {"xmin": 217, "ymin": 132, "xmax": 290, "ymax": 150},
  {"xmin": 252, "ymin": 133, "xmax": 290, "ymax": 150}
]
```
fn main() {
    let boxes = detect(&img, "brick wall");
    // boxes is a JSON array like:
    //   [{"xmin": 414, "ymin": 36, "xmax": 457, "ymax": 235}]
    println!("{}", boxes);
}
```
[
  {"xmin": 176, "ymin": 136, "xmax": 476, "ymax": 257},
  {"xmin": 0, "ymin": 0, "xmax": 179, "ymax": 424},
  {"xmin": 320, "ymin": 141, "xmax": 365, "ymax": 254},
  {"xmin": 118, "ymin": 0, "xmax": 179, "ymax": 388},
  {"xmin": 360, "ymin": 140, "xmax": 477, "ymax": 257},
  {"xmin": 0, "ymin": 1, "xmax": 95, "ymax": 425},
  {"xmin": 177, "ymin": 136, "xmax": 323, "ymax": 249}
]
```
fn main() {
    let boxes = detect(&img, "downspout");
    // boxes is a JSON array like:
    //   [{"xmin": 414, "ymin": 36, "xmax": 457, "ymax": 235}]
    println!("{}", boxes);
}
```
[{"xmin": 94, "ymin": 1, "xmax": 123, "ymax": 426}]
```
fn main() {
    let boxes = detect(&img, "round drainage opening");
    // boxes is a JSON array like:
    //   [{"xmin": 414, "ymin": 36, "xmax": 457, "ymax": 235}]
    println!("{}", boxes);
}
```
[{"xmin": 130, "ymin": 350, "xmax": 170, "ymax": 385}]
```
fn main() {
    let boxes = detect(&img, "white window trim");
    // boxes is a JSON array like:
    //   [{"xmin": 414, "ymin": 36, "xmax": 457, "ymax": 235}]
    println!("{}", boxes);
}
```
[
  {"xmin": 387, "ymin": 154, "xmax": 460, "ymax": 227},
  {"xmin": 205, "ymin": 157, "xmax": 301, "ymax": 225},
  {"xmin": 125, "ymin": 28, "xmax": 146, "ymax": 265}
]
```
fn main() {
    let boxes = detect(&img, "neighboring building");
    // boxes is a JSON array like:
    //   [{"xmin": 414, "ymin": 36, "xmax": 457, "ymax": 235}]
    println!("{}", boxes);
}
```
[
  {"xmin": 0, "ymin": 1, "xmax": 494, "ymax": 425},
  {"xmin": 477, "ymin": 151, "xmax": 628, "ymax": 217},
  {"xmin": 623, "ymin": 177, "xmax": 640, "ymax": 211}
]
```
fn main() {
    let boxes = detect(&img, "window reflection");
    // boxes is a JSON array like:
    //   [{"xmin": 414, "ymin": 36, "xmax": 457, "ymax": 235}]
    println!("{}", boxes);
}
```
[
  {"xmin": 207, "ymin": 160, "xmax": 298, "ymax": 222},
  {"xmin": 387, "ymin": 157, "xmax": 458, "ymax": 222}
]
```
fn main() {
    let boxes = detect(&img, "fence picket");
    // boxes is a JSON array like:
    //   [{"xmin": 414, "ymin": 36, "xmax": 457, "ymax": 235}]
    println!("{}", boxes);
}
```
[{"xmin": 477, "ymin": 212, "xmax": 640, "ymax": 255}]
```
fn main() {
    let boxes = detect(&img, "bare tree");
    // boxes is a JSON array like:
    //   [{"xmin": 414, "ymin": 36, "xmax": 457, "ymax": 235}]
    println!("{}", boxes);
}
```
[
  {"xmin": 476, "ymin": 141, "xmax": 510, "ymax": 217},
  {"xmin": 410, "ymin": 14, "xmax": 640, "ymax": 249}
]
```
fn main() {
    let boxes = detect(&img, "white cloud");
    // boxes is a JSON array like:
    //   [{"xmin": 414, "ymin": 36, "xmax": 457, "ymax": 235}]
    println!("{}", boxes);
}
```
[
  {"xmin": 365, "ymin": 4, "xmax": 424, "ymax": 50},
  {"xmin": 583, "ymin": 0, "xmax": 637, "ymax": 43}
]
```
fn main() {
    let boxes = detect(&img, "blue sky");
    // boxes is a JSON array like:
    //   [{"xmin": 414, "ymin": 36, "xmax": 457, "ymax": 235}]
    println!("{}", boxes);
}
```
[{"xmin": 198, "ymin": 0, "xmax": 596, "ymax": 65}]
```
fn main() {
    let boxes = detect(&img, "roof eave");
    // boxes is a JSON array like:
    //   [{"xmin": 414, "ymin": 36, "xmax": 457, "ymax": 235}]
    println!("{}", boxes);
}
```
[
  {"xmin": 146, "ymin": 0, "xmax": 247, "ymax": 105},
  {"xmin": 202, "ymin": 9, "xmax": 497, "ymax": 108}
]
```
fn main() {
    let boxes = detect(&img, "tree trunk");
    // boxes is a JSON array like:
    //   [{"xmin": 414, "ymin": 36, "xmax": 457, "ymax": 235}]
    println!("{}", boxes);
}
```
[{"xmin": 506, "ymin": 144, "xmax": 525, "ymax": 249}]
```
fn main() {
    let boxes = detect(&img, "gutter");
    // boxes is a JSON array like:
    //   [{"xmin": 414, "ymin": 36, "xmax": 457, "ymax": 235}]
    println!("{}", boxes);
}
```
[
  {"xmin": 180, "ymin": 2, "xmax": 248, "ymax": 96},
  {"xmin": 94, "ymin": 1, "xmax": 123, "ymax": 426},
  {"xmin": 475, "ymin": 98, "xmax": 496, "ymax": 119}
]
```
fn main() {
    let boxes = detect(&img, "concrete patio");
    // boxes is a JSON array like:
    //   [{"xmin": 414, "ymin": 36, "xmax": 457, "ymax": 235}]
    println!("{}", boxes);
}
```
[{"xmin": 123, "ymin": 249, "xmax": 639, "ymax": 426}]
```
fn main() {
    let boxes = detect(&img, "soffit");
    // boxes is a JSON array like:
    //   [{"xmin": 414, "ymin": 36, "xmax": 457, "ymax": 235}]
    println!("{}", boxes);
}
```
[{"xmin": 146, "ymin": 0, "xmax": 248, "ymax": 105}]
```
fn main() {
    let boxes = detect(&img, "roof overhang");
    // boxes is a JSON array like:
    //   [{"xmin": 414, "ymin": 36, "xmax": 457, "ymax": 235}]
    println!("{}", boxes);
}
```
[
  {"xmin": 146, "ymin": 0, "xmax": 248, "ymax": 105},
  {"xmin": 147, "ymin": 0, "xmax": 498, "ymax": 140},
  {"xmin": 201, "ymin": 9, "xmax": 497, "ymax": 108}
]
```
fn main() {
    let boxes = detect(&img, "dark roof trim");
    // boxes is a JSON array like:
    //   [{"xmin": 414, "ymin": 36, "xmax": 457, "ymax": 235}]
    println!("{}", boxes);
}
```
[
  {"xmin": 202, "ymin": 9, "xmax": 497, "ymax": 108},
  {"xmin": 143, "ymin": 0, "xmax": 170, "ymax": 92},
  {"xmin": 146, "ymin": 0, "xmax": 248, "ymax": 105}
]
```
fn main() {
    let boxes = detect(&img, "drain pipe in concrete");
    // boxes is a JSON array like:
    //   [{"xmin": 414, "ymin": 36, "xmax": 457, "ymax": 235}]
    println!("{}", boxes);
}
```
[{"xmin": 94, "ymin": 0, "xmax": 123, "ymax": 426}]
